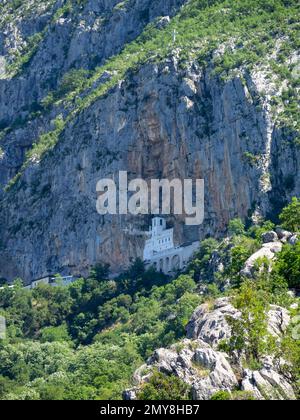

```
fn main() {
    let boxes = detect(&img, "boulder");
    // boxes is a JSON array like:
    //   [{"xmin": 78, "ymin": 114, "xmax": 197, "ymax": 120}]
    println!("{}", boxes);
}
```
[
  {"xmin": 276, "ymin": 228, "xmax": 293, "ymax": 243},
  {"xmin": 122, "ymin": 388, "xmax": 138, "ymax": 400},
  {"xmin": 261, "ymin": 231, "xmax": 278, "ymax": 243},
  {"xmin": 186, "ymin": 297, "xmax": 240, "ymax": 348},
  {"xmin": 241, "ymin": 242, "xmax": 283, "ymax": 277},
  {"xmin": 288, "ymin": 235, "xmax": 298, "ymax": 246},
  {"xmin": 155, "ymin": 16, "xmax": 170, "ymax": 29},
  {"xmin": 125, "ymin": 339, "xmax": 238, "ymax": 401}
]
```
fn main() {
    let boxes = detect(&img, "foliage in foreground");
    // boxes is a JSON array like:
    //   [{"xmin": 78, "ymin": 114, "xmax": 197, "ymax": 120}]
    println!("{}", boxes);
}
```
[
  {"xmin": 0, "ymin": 269, "xmax": 202, "ymax": 400},
  {"xmin": 0, "ymin": 200, "xmax": 299, "ymax": 400},
  {"xmin": 137, "ymin": 371, "xmax": 191, "ymax": 401}
]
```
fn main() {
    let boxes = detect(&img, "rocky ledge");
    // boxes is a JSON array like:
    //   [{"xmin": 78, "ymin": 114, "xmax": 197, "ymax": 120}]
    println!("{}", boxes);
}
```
[{"xmin": 124, "ymin": 297, "xmax": 296, "ymax": 400}]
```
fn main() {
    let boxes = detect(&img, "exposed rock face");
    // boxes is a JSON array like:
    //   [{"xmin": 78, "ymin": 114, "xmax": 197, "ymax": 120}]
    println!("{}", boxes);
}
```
[
  {"xmin": 1, "ymin": 57, "xmax": 300, "ymax": 283},
  {"xmin": 192, "ymin": 345, "xmax": 238, "ymax": 400},
  {"xmin": 241, "ymin": 368, "xmax": 296, "ymax": 401},
  {"xmin": 186, "ymin": 297, "xmax": 240, "ymax": 348},
  {"xmin": 262, "ymin": 231, "xmax": 278, "ymax": 243},
  {"xmin": 124, "ymin": 339, "xmax": 239, "ymax": 401},
  {"xmin": 125, "ymin": 298, "xmax": 296, "ymax": 400},
  {"xmin": 267, "ymin": 306, "xmax": 290, "ymax": 338},
  {"xmin": 186, "ymin": 298, "xmax": 290, "ymax": 346},
  {"xmin": 0, "ymin": 1, "xmax": 299, "ymax": 283},
  {"xmin": 0, "ymin": 0, "xmax": 186, "ymax": 121},
  {"xmin": 241, "ymin": 242, "xmax": 283, "ymax": 277},
  {"xmin": 0, "ymin": 0, "xmax": 186, "ymax": 190},
  {"xmin": 276, "ymin": 228, "xmax": 293, "ymax": 242},
  {"xmin": 241, "ymin": 228, "xmax": 298, "ymax": 278}
]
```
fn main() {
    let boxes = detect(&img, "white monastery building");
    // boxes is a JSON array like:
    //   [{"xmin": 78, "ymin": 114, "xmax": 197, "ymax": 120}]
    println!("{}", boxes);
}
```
[{"xmin": 143, "ymin": 217, "xmax": 199, "ymax": 274}]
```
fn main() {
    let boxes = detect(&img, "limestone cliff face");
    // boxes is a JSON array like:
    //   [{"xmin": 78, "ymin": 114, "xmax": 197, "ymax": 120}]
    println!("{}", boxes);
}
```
[
  {"xmin": 0, "ymin": 1, "xmax": 299, "ymax": 282},
  {"xmin": 0, "ymin": 0, "xmax": 185, "ymax": 187}
]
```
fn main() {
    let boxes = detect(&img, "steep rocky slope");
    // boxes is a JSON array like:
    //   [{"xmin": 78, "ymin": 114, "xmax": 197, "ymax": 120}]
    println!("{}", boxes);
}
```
[
  {"xmin": 0, "ymin": 0, "xmax": 299, "ymax": 282},
  {"xmin": 124, "ymin": 297, "xmax": 296, "ymax": 400}
]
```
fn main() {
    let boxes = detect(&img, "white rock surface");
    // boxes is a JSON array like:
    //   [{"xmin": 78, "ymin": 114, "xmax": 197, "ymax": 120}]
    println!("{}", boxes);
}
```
[
  {"xmin": 241, "ymin": 368, "xmax": 296, "ymax": 400},
  {"xmin": 241, "ymin": 242, "xmax": 283, "ymax": 277},
  {"xmin": 262, "ymin": 231, "xmax": 278, "ymax": 243},
  {"xmin": 267, "ymin": 305, "xmax": 290, "ymax": 338},
  {"xmin": 192, "ymin": 346, "xmax": 238, "ymax": 400},
  {"xmin": 186, "ymin": 297, "xmax": 240, "ymax": 348}
]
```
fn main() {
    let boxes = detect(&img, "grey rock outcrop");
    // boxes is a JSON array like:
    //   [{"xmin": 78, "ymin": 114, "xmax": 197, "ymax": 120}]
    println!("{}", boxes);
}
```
[
  {"xmin": 241, "ymin": 227, "xmax": 298, "ymax": 279},
  {"xmin": 241, "ymin": 368, "xmax": 296, "ymax": 400},
  {"xmin": 124, "ymin": 339, "xmax": 239, "ymax": 401},
  {"xmin": 155, "ymin": 16, "xmax": 170, "ymax": 29},
  {"xmin": 186, "ymin": 298, "xmax": 290, "ymax": 346},
  {"xmin": 275, "ymin": 228, "xmax": 293, "ymax": 243},
  {"xmin": 241, "ymin": 242, "xmax": 283, "ymax": 277},
  {"xmin": 288, "ymin": 235, "xmax": 298, "ymax": 246},
  {"xmin": 192, "ymin": 345, "xmax": 238, "ymax": 400},
  {"xmin": 186, "ymin": 297, "xmax": 240, "ymax": 348},
  {"xmin": 261, "ymin": 231, "xmax": 278, "ymax": 243},
  {"xmin": 125, "ymin": 298, "xmax": 295, "ymax": 400},
  {"xmin": 267, "ymin": 305, "xmax": 290, "ymax": 338}
]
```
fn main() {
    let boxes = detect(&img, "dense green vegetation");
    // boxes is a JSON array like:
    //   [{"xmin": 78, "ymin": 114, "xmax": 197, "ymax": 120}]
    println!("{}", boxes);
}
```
[
  {"xmin": 211, "ymin": 390, "xmax": 256, "ymax": 400},
  {"xmin": 0, "ymin": 268, "xmax": 203, "ymax": 399},
  {"xmin": 0, "ymin": 200, "xmax": 299, "ymax": 400},
  {"xmin": 279, "ymin": 197, "xmax": 300, "ymax": 232},
  {"xmin": 220, "ymin": 280, "xmax": 277, "ymax": 370},
  {"xmin": 137, "ymin": 371, "xmax": 191, "ymax": 400}
]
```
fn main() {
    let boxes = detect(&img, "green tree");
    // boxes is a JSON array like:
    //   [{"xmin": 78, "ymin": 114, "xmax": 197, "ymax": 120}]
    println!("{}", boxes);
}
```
[
  {"xmin": 127, "ymin": 258, "xmax": 145, "ymax": 281},
  {"xmin": 137, "ymin": 371, "xmax": 190, "ymax": 400},
  {"xmin": 226, "ymin": 281, "xmax": 275, "ymax": 365},
  {"xmin": 278, "ymin": 332, "xmax": 300, "ymax": 397},
  {"xmin": 279, "ymin": 197, "xmax": 300, "ymax": 232},
  {"xmin": 188, "ymin": 238, "xmax": 218, "ymax": 282},
  {"xmin": 228, "ymin": 218, "xmax": 245, "ymax": 236},
  {"xmin": 89, "ymin": 263, "xmax": 110, "ymax": 282},
  {"xmin": 56, "ymin": 69, "xmax": 90, "ymax": 98},
  {"xmin": 211, "ymin": 390, "xmax": 231, "ymax": 400}
]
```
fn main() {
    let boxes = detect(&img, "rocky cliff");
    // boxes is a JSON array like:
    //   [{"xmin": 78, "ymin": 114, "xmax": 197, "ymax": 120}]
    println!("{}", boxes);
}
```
[
  {"xmin": 0, "ymin": 0, "xmax": 299, "ymax": 282},
  {"xmin": 124, "ymin": 297, "xmax": 296, "ymax": 400}
]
